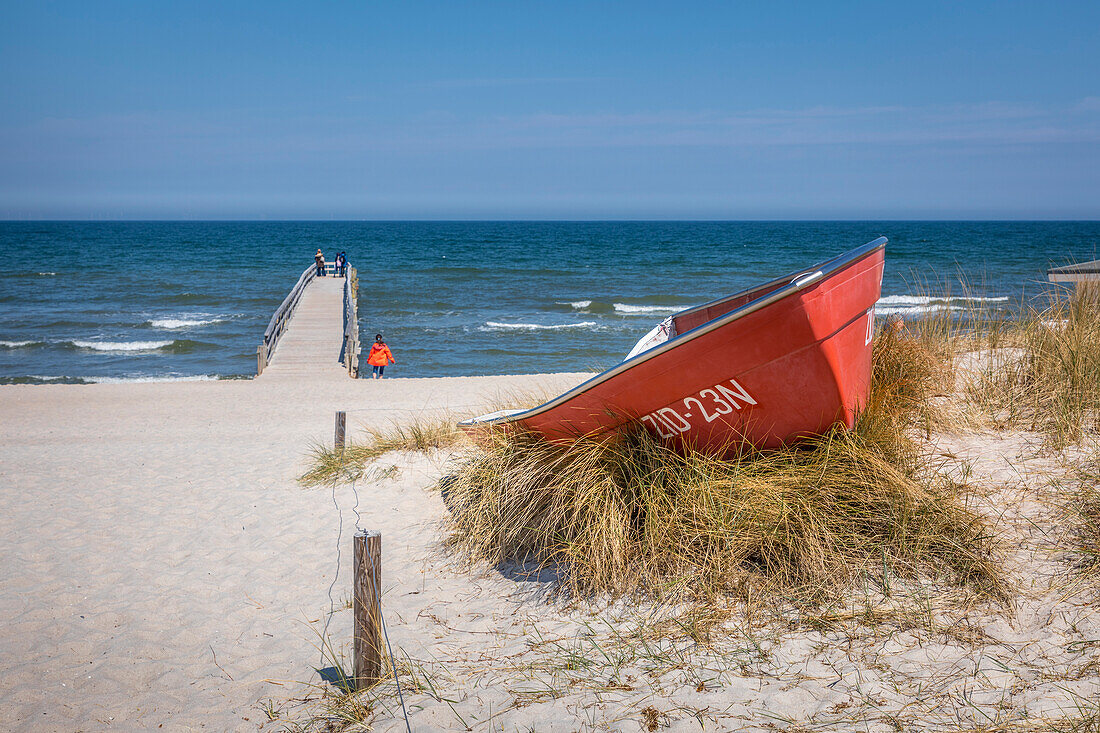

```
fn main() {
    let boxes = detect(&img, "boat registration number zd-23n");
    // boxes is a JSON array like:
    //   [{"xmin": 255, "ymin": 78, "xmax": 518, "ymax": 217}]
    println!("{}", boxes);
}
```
[{"xmin": 640, "ymin": 378, "xmax": 757, "ymax": 439}]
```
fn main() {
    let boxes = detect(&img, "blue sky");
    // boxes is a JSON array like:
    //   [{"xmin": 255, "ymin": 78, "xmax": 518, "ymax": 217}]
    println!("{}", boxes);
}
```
[{"xmin": 1, "ymin": 1, "xmax": 1098, "ymax": 219}]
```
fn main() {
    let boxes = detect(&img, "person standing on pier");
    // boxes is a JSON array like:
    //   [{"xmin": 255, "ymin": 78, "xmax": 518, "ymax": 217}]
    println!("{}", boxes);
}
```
[
  {"xmin": 367, "ymin": 334, "xmax": 396, "ymax": 379},
  {"xmin": 314, "ymin": 249, "xmax": 326, "ymax": 276}
]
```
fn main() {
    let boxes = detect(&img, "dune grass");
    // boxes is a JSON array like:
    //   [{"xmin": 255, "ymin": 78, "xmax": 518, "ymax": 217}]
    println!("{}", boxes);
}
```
[
  {"xmin": 1077, "ymin": 486, "xmax": 1100, "ymax": 578},
  {"xmin": 299, "ymin": 417, "xmax": 467, "ymax": 487},
  {"xmin": 444, "ymin": 425, "xmax": 1003, "ymax": 604},
  {"xmin": 262, "ymin": 652, "xmax": 443, "ymax": 733},
  {"xmin": 297, "ymin": 387, "xmax": 562, "ymax": 488},
  {"xmin": 1071, "ymin": 465, "xmax": 1100, "ymax": 579},
  {"xmin": 962, "ymin": 288, "xmax": 1100, "ymax": 445},
  {"xmin": 441, "ymin": 323, "xmax": 1005, "ymax": 607},
  {"xmin": 865, "ymin": 308, "xmax": 957, "ymax": 438}
]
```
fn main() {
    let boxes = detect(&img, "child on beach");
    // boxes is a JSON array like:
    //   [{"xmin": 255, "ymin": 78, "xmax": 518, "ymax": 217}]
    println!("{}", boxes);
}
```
[{"xmin": 367, "ymin": 334, "xmax": 395, "ymax": 379}]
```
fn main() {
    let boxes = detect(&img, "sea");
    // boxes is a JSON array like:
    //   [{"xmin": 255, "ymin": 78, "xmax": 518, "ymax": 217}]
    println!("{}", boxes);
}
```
[{"xmin": 0, "ymin": 221, "xmax": 1097, "ymax": 384}]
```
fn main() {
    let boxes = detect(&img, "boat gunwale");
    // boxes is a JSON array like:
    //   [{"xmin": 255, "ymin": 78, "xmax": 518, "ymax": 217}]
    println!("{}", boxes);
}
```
[{"xmin": 460, "ymin": 236, "xmax": 887, "ymax": 427}]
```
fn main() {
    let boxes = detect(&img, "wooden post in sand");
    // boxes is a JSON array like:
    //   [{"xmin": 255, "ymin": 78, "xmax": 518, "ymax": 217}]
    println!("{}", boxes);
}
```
[
  {"xmin": 353, "ymin": 530, "xmax": 383, "ymax": 687},
  {"xmin": 334, "ymin": 411, "xmax": 346, "ymax": 454}
]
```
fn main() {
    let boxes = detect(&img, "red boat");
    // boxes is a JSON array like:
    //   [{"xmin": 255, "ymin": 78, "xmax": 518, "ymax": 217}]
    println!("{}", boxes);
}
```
[{"xmin": 460, "ymin": 238, "xmax": 887, "ymax": 452}]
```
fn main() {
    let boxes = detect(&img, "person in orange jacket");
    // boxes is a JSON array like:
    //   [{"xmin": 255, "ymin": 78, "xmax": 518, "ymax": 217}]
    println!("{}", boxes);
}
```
[{"xmin": 367, "ymin": 333, "xmax": 396, "ymax": 379}]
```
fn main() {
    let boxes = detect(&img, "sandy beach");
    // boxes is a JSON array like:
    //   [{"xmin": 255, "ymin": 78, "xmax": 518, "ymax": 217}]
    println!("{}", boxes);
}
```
[
  {"xmin": 0, "ymin": 373, "xmax": 590, "ymax": 731},
  {"xmin": 3, "ymin": 369, "xmax": 1100, "ymax": 731}
]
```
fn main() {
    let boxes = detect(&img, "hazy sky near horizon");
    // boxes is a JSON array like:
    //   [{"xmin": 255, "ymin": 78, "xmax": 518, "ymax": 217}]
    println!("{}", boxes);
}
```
[{"xmin": 1, "ymin": 1, "xmax": 1098, "ymax": 219}]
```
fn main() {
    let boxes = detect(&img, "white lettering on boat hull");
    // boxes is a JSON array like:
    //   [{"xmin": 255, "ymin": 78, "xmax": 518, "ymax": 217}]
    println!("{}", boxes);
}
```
[{"xmin": 641, "ymin": 378, "xmax": 757, "ymax": 439}]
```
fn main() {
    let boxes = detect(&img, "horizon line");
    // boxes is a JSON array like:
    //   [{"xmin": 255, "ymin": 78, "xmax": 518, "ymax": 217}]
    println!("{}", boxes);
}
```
[{"xmin": 2, "ymin": 218, "xmax": 1099, "ymax": 224}]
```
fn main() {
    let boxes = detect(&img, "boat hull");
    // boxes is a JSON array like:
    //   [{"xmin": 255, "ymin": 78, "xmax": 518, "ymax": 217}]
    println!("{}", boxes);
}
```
[{"xmin": 463, "ymin": 239, "xmax": 886, "ymax": 453}]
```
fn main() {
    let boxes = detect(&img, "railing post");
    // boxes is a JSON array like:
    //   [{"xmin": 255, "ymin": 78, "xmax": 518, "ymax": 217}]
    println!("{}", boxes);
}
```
[{"xmin": 256, "ymin": 344, "xmax": 266, "ymax": 375}]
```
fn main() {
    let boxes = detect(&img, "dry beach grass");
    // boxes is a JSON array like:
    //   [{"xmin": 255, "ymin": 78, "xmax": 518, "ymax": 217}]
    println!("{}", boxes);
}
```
[
  {"xmin": 300, "ymin": 417, "xmax": 467, "ymax": 487},
  {"xmin": 442, "ymin": 424, "xmax": 1004, "ymax": 608},
  {"xmin": 963, "ymin": 289, "xmax": 1100, "ymax": 446}
]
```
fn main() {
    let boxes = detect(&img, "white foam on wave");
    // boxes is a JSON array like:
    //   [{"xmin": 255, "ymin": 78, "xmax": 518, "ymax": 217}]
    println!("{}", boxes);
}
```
[
  {"xmin": 482, "ymin": 321, "xmax": 598, "ymax": 331},
  {"xmin": 0, "ymin": 340, "xmax": 38, "ymax": 348},
  {"xmin": 85, "ymin": 374, "xmax": 218, "ymax": 384},
  {"xmin": 878, "ymin": 295, "xmax": 944, "ymax": 306},
  {"xmin": 877, "ymin": 295, "xmax": 1009, "ymax": 306},
  {"xmin": 876, "ymin": 304, "xmax": 965, "ymax": 316},
  {"xmin": 37, "ymin": 272, "xmax": 57, "ymax": 276},
  {"xmin": 565, "ymin": 300, "xmax": 593, "ymax": 309},
  {"xmin": 614, "ymin": 303, "xmax": 682, "ymax": 314},
  {"xmin": 875, "ymin": 294, "xmax": 1009, "ymax": 316},
  {"xmin": 71, "ymin": 340, "xmax": 174, "ymax": 352},
  {"xmin": 148, "ymin": 317, "xmax": 222, "ymax": 329}
]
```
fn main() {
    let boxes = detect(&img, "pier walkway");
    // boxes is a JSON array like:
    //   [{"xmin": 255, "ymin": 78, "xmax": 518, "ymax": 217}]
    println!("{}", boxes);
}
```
[{"xmin": 256, "ymin": 264, "xmax": 359, "ymax": 380}]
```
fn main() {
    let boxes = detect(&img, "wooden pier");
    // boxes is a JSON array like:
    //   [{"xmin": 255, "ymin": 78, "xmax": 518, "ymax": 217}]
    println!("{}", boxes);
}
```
[{"xmin": 256, "ymin": 264, "xmax": 359, "ymax": 379}]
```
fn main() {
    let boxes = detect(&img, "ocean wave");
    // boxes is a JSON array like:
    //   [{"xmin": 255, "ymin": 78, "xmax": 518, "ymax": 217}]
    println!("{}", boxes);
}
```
[
  {"xmin": 875, "ymin": 294, "xmax": 1009, "ymax": 317},
  {"xmin": 85, "ymin": 374, "xmax": 219, "ymax": 384},
  {"xmin": 877, "ymin": 295, "xmax": 1008, "ymax": 306},
  {"xmin": 559, "ymin": 300, "xmax": 684, "ymax": 315},
  {"xmin": 0, "ymin": 340, "xmax": 41, "ymax": 348},
  {"xmin": 0, "ymin": 373, "xmax": 221, "ymax": 385},
  {"xmin": 556, "ymin": 299, "xmax": 614, "ymax": 314},
  {"xmin": 613, "ymin": 303, "xmax": 682, "ymax": 314},
  {"xmin": 5, "ymin": 271, "xmax": 58, "ymax": 279},
  {"xmin": 69, "ymin": 339, "xmax": 176, "ymax": 352},
  {"xmin": 0, "ymin": 375, "xmax": 90, "ymax": 385},
  {"xmin": 163, "ymin": 292, "xmax": 216, "ymax": 305},
  {"xmin": 482, "ymin": 321, "xmax": 598, "ymax": 331},
  {"xmin": 147, "ymin": 317, "xmax": 224, "ymax": 329},
  {"xmin": 876, "ymin": 304, "xmax": 965, "ymax": 316}
]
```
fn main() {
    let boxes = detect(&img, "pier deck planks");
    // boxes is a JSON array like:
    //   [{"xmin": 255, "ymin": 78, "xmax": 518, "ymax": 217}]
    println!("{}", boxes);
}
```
[{"xmin": 258, "ymin": 275, "xmax": 350, "ymax": 380}]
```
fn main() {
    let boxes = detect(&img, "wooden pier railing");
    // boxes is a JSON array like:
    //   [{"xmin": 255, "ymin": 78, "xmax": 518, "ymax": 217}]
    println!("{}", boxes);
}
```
[{"xmin": 342, "ymin": 265, "xmax": 360, "ymax": 378}]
